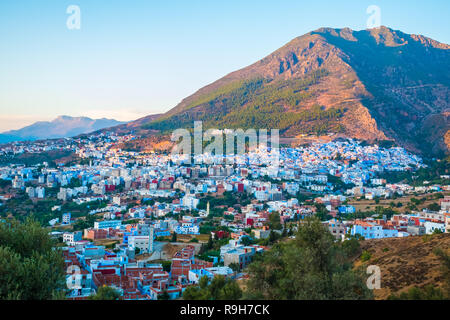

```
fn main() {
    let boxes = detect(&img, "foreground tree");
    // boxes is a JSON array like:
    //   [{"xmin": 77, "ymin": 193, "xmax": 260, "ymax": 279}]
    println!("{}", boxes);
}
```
[
  {"xmin": 183, "ymin": 275, "xmax": 242, "ymax": 300},
  {"xmin": 0, "ymin": 219, "xmax": 66, "ymax": 300},
  {"xmin": 89, "ymin": 286, "xmax": 121, "ymax": 300},
  {"xmin": 245, "ymin": 217, "xmax": 373, "ymax": 300}
]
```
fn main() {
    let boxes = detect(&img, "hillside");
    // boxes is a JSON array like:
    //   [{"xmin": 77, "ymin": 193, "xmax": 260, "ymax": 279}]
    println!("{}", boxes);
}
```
[
  {"xmin": 130, "ymin": 26, "xmax": 449, "ymax": 156},
  {"xmin": 356, "ymin": 233, "xmax": 450, "ymax": 299},
  {"xmin": 0, "ymin": 116, "xmax": 124, "ymax": 143}
]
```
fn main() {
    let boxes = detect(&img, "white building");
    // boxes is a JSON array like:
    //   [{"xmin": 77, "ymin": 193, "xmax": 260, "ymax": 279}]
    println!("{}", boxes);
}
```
[
  {"xmin": 63, "ymin": 231, "xmax": 82, "ymax": 245},
  {"xmin": 424, "ymin": 221, "xmax": 445, "ymax": 234},
  {"xmin": 128, "ymin": 231, "xmax": 154, "ymax": 254}
]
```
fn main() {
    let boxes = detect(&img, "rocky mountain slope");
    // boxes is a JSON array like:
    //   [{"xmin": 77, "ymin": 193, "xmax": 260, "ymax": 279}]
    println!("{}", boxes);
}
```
[{"xmin": 133, "ymin": 26, "xmax": 449, "ymax": 156}]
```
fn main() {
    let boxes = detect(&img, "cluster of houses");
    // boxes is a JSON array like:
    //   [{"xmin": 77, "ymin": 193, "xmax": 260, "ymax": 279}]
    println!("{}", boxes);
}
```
[
  {"xmin": 1, "ymin": 132, "xmax": 449, "ymax": 300},
  {"xmin": 324, "ymin": 196, "xmax": 450, "ymax": 240},
  {"xmin": 62, "ymin": 233, "xmax": 255, "ymax": 300}
]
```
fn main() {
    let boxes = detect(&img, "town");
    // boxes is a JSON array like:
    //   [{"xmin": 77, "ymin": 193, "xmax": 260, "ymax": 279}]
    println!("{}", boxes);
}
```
[{"xmin": 0, "ymin": 132, "xmax": 449, "ymax": 300}]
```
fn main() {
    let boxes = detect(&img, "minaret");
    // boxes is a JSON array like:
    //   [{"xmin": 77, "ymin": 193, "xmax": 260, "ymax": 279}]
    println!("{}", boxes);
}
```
[{"xmin": 207, "ymin": 201, "xmax": 210, "ymax": 216}]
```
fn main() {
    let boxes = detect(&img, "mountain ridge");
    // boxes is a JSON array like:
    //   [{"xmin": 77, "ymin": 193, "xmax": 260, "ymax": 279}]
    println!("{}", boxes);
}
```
[
  {"xmin": 0, "ymin": 116, "xmax": 125, "ymax": 144},
  {"xmin": 130, "ymin": 26, "xmax": 449, "ymax": 156}
]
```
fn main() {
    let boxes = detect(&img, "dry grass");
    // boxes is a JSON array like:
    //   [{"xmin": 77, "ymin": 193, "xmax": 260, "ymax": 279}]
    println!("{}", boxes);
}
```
[{"xmin": 355, "ymin": 233, "xmax": 450, "ymax": 299}]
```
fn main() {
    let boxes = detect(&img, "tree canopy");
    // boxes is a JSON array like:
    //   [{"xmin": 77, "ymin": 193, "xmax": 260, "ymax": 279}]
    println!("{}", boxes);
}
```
[
  {"xmin": 89, "ymin": 286, "xmax": 121, "ymax": 300},
  {"xmin": 0, "ymin": 219, "xmax": 66, "ymax": 300},
  {"xmin": 245, "ymin": 217, "xmax": 373, "ymax": 300},
  {"xmin": 183, "ymin": 275, "xmax": 242, "ymax": 300}
]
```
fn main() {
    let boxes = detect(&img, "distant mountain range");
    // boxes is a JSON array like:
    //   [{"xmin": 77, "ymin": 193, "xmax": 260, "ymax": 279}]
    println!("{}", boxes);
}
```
[
  {"xmin": 0, "ymin": 116, "xmax": 124, "ymax": 143},
  {"xmin": 122, "ymin": 26, "xmax": 449, "ymax": 156}
]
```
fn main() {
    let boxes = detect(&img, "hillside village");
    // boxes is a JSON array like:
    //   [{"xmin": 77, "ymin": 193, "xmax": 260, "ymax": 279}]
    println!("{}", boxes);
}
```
[{"xmin": 0, "ymin": 131, "xmax": 449, "ymax": 300}]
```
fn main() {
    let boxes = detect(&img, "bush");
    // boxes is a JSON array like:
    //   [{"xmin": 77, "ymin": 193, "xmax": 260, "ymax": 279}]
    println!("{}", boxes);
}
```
[
  {"xmin": 183, "ymin": 275, "xmax": 242, "ymax": 300},
  {"xmin": 0, "ymin": 219, "xmax": 66, "ymax": 300},
  {"xmin": 245, "ymin": 217, "xmax": 373, "ymax": 300},
  {"xmin": 361, "ymin": 250, "xmax": 372, "ymax": 262},
  {"xmin": 89, "ymin": 286, "xmax": 121, "ymax": 300}
]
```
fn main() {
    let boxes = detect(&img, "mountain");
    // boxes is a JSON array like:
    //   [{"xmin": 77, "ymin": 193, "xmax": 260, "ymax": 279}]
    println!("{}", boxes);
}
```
[
  {"xmin": 0, "ymin": 116, "xmax": 125, "ymax": 143},
  {"xmin": 132, "ymin": 26, "xmax": 449, "ymax": 156}
]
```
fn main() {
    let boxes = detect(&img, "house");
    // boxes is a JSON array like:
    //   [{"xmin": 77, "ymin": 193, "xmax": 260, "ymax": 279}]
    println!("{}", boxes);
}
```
[
  {"xmin": 188, "ymin": 267, "xmax": 234, "ymax": 284},
  {"xmin": 351, "ymin": 220, "xmax": 383, "ymax": 239},
  {"xmin": 63, "ymin": 231, "xmax": 82, "ymax": 245},
  {"xmin": 407, "ymin": 225, "xmax": 426, "ymax": 236},
  {"xmin": 223, "ymin": 246, "xmax": 256, "ymax": 270},
  {"xmin": 62, "ymin": 212, "xmax": 71, "ymax": 225},
  {"xmin": 424, "ymin": 221, "xmax": 445, "ymax": 234},
  {"xmin": 84, "ymin": 228, "xmax": 108, "ymax": 240},
  {"xmin": 171, "ymin": 246, "xmax": 213, "ymax": 279},
  {"xmin": 338, "ymin": 205, "xmax": 356, "ymax": 214},
  {"xmin": 128, "ymin": 232, "xmax": 154, "ymax": 254},
  {"xmin": 94, "ymin": 220, "xmax": 122, "ymax": 230},
  {"xmin": 175, "ymin": 222, "xmax": 200, "ymax": 235},
  {"xmin": 66, "ymin": 269, "xmax": 94, "ymax": 299},
  {"xmin": 252, "ymin": 228, "xmax": 270, "ymax": 240},
  {"xmin": 326, "ymin": 219, "xmax": 346, "ymax": 240}
]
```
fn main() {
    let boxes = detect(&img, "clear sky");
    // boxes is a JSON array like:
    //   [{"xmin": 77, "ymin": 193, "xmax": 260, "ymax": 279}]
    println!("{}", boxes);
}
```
[{"xmin": 0, "ymin": 0, "xmax": 449, "ymax": 131}]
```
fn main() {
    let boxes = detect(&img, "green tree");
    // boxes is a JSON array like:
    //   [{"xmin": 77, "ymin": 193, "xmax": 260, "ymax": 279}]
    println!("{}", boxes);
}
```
[
  {"xmin": 158, "ymin": 290, "xmax": 170, "ymax": 300},
  {"xmin": 360, "ymin": 250, "xmax": 372, "ymax": 262},
  {"xmin": 389, "ymin": 285, "xmax": 446, "ymax": 300},
  {"xmin": 0, "ymin": 219, "xmax": 66, "ymax": 300},
  {"xmin": 182, "ymin": 275, "xmax": 242, "ymax": 300},
  {"xmin": 268, "ymin": 212, "xmax": 282, "ymax": 230},
  {"xmin": 89, "ymin": 286, "xmax": 121, "ymax": 300},
  {"xmin": 314, "ymin": 203, "xmax": 332, "ymax": 221},
  {"xmin": 245, "ymin": 217, "xmax": 373, "ymax": 300},
  {"xmin": 268, "ymin": 230, "xmax": 280, "ymax": 244},
  {"xmin": 427, "ymin": 202, "xmax": 440, "ymax": 212},
  {"xmin": 240, "ymin": 236, "xmax": 255, "ymax": 246},
  {"xmin": 229, "ymin": 263, "xmax": 240, "ymax": 272},
  {"xmin": 161, "ymin": 260, "xmax": 172, "ymax": 272}
]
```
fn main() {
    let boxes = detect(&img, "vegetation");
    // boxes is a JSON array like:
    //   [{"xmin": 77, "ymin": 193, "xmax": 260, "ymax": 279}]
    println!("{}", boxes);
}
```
[
  {"xmin": 0, "ymin": 219, "xmax": 66, "ymax": 300},
  {"xmin": 144, "ymin": 69, "xmax": 345, "ymax": 135},
  {"xmin": 388, "ymin": 285, "xmax": 446, "ymax": 300},
  {"xmin": 378, "ymin": 157, "xmax": 450, "ymax": 186},
  {"xmin": 198, "ymin": 192, "xmax": 251, "ymax": 213},
  {"xmin": 267, "ymin": 212, "xmax": 282, "ymax": 230},
  {"xmin": 89, "ymin": 286, "xmax": 121, "ymax": 300},
  {"xmin": 315, "ymin": 203, "xmax": 332, "ymax": 221},
  {"xmin": 360, "ymin": 250, "xmax": 372, "ymax": 262},
  {"xmin": 183, "ymin": 275, "xmax": 242, "ymax": 300},
  {"xmin": 0, "ymin": 179, "xmax": 11, "ymax": 188},
  {"xmin": 244, "ymin": 217, "xmax": 373, "ymax": 300}
]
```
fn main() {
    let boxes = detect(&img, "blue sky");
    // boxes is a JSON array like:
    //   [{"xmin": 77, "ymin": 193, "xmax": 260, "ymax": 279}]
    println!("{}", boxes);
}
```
[{"xmin": 0, "ymin": 0, "xmax": 449, "ymax": 131}]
